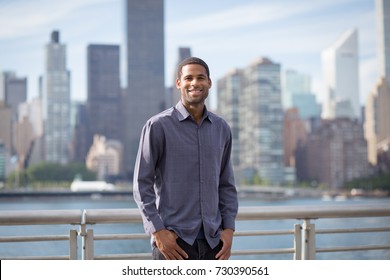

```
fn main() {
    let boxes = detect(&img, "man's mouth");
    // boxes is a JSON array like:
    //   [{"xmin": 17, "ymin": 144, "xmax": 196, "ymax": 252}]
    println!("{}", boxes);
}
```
[{"xmin": 189, "ymin": 89, "xmax": 202, "ymax": 94}]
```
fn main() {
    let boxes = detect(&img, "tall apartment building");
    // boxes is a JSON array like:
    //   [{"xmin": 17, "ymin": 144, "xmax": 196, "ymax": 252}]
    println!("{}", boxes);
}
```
[
  {"xmin": 217, "ymin": 69, "xmax": 241, "ymax": 167},
  {"xmin": 122, "ymin": 0, "xmax": 165, "ymax": 177},
  {"xmin": 87, "ymin": 45, "xmax": 121, "ymax": 158},
  {"xmin": 364, "ymin": 1, "xmax": 390, "ymax": 165},
  {"xmin": 365, "ymin": 78, "xmax": 390, "ymax": 165},
  {"xmin": 239, "ymin": 57, "xmax": 284, "ymax": 184},
  {"xmin": 322, "ymin": 29, "xmax": 360, "ymax": 120},
  {"xmin": 296, "ymin": 118, "xmax": 369, "ymax": 189},
  {"xmin": 43, "ymin": 31, "xmax": 71, "ymax": 164}
]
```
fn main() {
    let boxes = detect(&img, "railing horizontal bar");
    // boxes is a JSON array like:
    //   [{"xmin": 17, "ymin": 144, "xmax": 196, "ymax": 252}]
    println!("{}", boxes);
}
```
[
  {"xmin": 94, "ymin": 253, "xmax": 152, "ymax": 260},
  {"xmin": 84, "ymin": 209, "xmax": 142, "ymax": 224},
  {"xmin": 317, "ymin": 245, "xmax": 390, "ymax": 253},
  {"xmin": 1, "ymin": 205, "xmax": 389, "ymax": 226},
  {"xmin": 0, "ymin": 209, "xmax": 82, "ymax": 225},
  {"xmin": 0, "ymin": 235, "xmax": 69, "ymax": 242},
  {"xmin": 93, "ymin": 248, "xmax": 297, "ymax": 259},
  {"xmin": 0, "ymin": 255, "xmax": 70, "ymax": 260},
  {"xmin": 316, "ymin": 227, "xmax": 390, "ymax": 234},
  {"xmin": 0, "ymin": 204, "xmax": 389, "ymax": 260},
  {"xmin": 93, "ymin": 231, "xmax": 295, "ymax": 241},
  {"xmin": 235, "ymin": 230, "xmax": 294, "ymax": 236},
  {"xmin": 237, "ymin": 204, "xmax": 390, "ymax": 220},
  {"xmin": 232, "ymin": 248, "xmax": 295, "ymax": 255},
  {"xmin": 94, "ymin": 233, "xmax": 149, "ymax": 240}
]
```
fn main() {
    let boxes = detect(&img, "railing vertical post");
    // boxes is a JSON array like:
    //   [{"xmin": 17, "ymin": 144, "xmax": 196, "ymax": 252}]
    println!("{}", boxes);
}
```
[
  {"xmin": 69, "ymin": 229, "xmax": 78, "ymax": 260},
  {"xmin": 83, "ymin": 229, "xmax": 95, "ymax": 260},
  {"xmin": 293, "ymin": 224, "xmax": 302, "ymax": 260},
  {"xmin": 79, "ymin": 209, "xmax": 94, "ymax": 260},
  {"xmin": 302, "ymin": 219, "xmax": 316, "ymax": 260}
]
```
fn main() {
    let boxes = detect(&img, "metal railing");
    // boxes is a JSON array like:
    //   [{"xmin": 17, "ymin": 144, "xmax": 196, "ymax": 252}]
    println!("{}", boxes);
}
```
[{"xmin": 0, "ymin": 204, "xmax": 390, "ymax": 260}]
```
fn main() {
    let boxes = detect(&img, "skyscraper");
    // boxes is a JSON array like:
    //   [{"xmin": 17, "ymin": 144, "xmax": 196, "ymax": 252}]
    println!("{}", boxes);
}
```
[
  {"xmin": 217, "ymin": 68, "xmax": 241, "ymax": 168},
  {"xmin": 376, "ymin": 0, "xmax": 390, "ymax": 80},
  {"xmin": 87, "ymin": 44, "xmax": 121, "ymax": 151},
  {"xmin": 239, "ymin": 57, "xmax": 284, "ymax": 184},
  {"xmin": 322, "ymin": 29, "xmax": 360, "ymax": 120},
  {"xmin": 43, "ymin": 31, "xmax": 71, "ymax": 164},
  {"xmin": 123, "ymin": 0, "xmax": 165, "ymax": 177},
  {"xmin": 364, "ymin": 1, "xmax": 390, "ymax": 165}
]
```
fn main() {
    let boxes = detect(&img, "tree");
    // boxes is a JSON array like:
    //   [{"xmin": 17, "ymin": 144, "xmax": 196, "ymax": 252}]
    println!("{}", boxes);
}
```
[{"xmin": 5, "ymin": 163, "xmax": 96, "ymax": 188}]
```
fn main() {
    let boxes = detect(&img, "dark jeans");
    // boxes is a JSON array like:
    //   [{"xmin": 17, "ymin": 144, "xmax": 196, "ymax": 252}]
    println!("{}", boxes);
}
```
[{"xmin": 152, "ymin": 237, "xmax": 223, "ymax": 260}]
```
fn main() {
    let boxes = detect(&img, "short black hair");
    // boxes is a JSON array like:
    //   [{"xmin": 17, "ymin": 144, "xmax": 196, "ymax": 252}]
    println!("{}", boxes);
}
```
[{"xmin": 177, "ymin": 57, "xmax": 210, "ymax": 79}]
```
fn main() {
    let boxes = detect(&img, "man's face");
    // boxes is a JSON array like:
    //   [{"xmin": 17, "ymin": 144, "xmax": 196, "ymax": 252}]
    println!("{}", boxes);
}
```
[{"xmin": 176, "ymin": 64, "xmax": 212, "ymax": 106}]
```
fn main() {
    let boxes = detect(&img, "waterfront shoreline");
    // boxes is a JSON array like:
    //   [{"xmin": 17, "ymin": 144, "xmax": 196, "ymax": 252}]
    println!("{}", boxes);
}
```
[{"xmin": 0, "ymin": 186, "xmax": 388, "ymax": 201}]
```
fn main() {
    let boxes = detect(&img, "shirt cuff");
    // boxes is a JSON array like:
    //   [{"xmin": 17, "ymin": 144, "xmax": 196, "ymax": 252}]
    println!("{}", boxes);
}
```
[
  {"xmin": 146, "ymin": 216, "xmax": 166, "ymax": 235},
  {"xmin": 222, "ymin": 217, "xmax": 236, "ymax": 232}
]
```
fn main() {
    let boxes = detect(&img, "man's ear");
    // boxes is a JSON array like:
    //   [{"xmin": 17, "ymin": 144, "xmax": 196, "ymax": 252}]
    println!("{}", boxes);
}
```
[{"xmin": 175, "ymin": 78, "xmax": 181, "ymax": 89}]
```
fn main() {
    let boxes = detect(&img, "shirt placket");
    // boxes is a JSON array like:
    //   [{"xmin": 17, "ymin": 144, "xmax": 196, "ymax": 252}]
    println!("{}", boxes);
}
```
[{"xmin": 197, "ymin": 123, "xmax": 205, "ymax": 222}]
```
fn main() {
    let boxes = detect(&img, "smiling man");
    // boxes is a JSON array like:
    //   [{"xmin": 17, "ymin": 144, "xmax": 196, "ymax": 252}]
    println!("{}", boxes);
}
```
[{"xmin": 133, "ymin": 57, "xmax": 238, "ymax": 260}]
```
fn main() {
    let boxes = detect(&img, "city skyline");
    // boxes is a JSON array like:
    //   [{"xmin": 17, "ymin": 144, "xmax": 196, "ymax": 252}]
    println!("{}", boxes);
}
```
[{"xmin": 0, "ymin": 0, "xmax": 377, "ymax": 108}]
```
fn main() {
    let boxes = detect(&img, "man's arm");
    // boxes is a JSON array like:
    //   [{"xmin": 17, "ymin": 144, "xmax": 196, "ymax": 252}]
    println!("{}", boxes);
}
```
[
  {"xmin": 133, "ymin": 120, "xmax": 165, "ymax": 234},
  {"xmin": 217, "ymin": 128, "xmax": 238, "ymax": 259},
  {"xmin": 133, "ymin": 120, "xmax": 188, "ymax": 260}
]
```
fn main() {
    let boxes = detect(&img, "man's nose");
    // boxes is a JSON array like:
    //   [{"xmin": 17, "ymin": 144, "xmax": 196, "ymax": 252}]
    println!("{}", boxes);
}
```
[{"xmin": 191, "ymin": 78, "xmax": 199, "ymax": 86}]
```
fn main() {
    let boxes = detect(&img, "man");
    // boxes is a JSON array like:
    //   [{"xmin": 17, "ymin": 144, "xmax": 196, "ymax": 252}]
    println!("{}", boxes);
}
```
[{"xmin": 133, "ymin": 57, "xmax": 238, "ymax": 260}]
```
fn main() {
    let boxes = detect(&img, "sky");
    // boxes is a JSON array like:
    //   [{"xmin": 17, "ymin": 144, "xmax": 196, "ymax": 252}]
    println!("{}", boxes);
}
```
[{"xmin": 0, "ymin": 0, "xmax": 378, "ymax": 109}]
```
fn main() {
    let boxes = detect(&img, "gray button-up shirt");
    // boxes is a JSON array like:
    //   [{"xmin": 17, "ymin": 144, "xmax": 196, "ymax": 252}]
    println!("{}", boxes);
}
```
[{"xmin": 133, "ymin": 102, "xmax": 238, "ymax": 248}]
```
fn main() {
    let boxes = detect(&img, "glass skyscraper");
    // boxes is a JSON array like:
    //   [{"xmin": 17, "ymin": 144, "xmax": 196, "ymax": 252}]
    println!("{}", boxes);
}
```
[
  {"xmin": 322, "ymin": 29, "xmax": 360, "ymax": 120},
  {"xmin": 240, "ymin": 58, "xmax": 284, "ymax": 184},
  {"xmin": 122, "ymin": 0, "xmax": 165, "ymax": 177},
  {"xmin": 43, "ymin": 31, "xmax": 71, "ymax": 164},
  {"xmin": 87, "ymin": 44, "xmax": 121, "ymax": 149}
]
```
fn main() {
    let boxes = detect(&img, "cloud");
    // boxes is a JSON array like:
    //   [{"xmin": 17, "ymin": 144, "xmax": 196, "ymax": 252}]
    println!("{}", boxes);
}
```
[
  {"xmin": 167, "ymin": 0, "xmax": 358, "ymax": 36},
  {"xmin": 0, "ymin": 0, "xmax": 115, "ymax": 39}
]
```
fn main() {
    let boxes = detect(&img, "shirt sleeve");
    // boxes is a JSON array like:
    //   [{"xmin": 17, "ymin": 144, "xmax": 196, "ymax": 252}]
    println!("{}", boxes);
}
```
[
  {"xmin": 133, "ymin": 120, "xmax": 165, "ymax": 235},
  {"xmin": 218, "ymin": 126, "xmax": 239, "ymax": 231}
]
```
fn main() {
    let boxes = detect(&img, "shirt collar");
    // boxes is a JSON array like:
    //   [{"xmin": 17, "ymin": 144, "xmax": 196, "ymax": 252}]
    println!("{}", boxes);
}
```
[{"xmin": 174, "ymin": 101, "xmax": 213, "ymax": 123}]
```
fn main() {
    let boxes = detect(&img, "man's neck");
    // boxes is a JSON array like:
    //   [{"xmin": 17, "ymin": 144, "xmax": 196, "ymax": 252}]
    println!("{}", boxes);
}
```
[{"xmin": 183, "ymin": 103, "xmax": 205, "ymax": 124}]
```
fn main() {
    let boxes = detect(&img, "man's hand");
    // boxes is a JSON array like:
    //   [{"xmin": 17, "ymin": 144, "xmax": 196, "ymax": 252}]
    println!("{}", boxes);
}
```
[
  {"xmin": 215, "ymin": 228, "xmax": 234, "ymax": 260},
  {"xmin": 153, "ymin": 229, "xmax": 188, "ymax": 260}
]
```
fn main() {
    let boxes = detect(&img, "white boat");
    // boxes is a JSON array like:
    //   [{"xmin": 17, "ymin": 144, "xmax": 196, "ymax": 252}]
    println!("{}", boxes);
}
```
[{"xmin": 70, "ymin": 181, "xmax": 115, "ymax": 192}]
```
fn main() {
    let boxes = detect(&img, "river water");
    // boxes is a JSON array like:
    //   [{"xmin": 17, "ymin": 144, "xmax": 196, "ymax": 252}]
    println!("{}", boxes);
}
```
[{"xmin": 0, "ymin": 195, "xmax": 389, "ymax": 260}]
